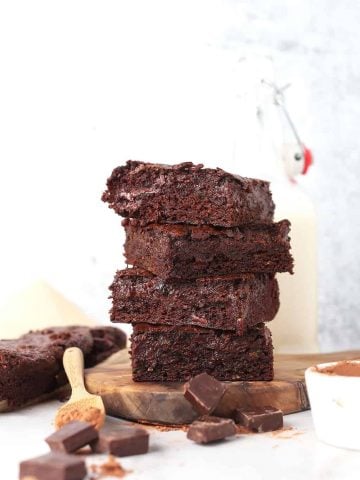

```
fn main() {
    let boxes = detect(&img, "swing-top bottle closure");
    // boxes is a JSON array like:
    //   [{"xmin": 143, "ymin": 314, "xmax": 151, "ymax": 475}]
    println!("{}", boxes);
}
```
[{"xmin": 262, "ymin": 80, "xmax": 313, "ymax": 177}]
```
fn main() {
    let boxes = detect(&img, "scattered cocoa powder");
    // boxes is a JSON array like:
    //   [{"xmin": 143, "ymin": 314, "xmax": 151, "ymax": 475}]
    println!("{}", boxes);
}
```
[
  {"xmin": 270, "ymin": 426, "xmax": 303, "ymax": 439},
  {"xmin": 152, "ymin": 424, "xmax": 189, "ymax": 432},
  {"xmin": 136, "ymin": 420, "xmax": 188, "ymax": 432},
  {"xmin": 89, "ymin": 455, "xmax": 129, "ymax": 478},
  {"xmin": 235, "ymin": 425, "xmax": 255, "ymax": 435}
]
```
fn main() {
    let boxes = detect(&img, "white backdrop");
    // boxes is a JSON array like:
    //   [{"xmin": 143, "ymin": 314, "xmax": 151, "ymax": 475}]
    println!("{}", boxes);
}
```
[{"xmin": 1, "ymin": 0, "xmax": 359, "ymax": 350}]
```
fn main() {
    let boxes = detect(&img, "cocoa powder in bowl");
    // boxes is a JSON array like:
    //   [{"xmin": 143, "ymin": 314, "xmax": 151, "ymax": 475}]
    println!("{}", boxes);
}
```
[{"xmin": 316, "ymin": 361, "xmax": 360, "ymax": 377}]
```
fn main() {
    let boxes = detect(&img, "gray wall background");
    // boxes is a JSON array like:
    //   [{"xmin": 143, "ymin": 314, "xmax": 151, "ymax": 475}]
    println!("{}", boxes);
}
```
[{"xmin": 220, "ymin": 0, "xmax": 360, "ymax": 350}]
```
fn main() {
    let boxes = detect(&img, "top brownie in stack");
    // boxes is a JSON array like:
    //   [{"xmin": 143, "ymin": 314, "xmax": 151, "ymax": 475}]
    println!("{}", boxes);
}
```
[{"xmin": 102, "ymin": 160, "xmax": 275, "ymax": 227}]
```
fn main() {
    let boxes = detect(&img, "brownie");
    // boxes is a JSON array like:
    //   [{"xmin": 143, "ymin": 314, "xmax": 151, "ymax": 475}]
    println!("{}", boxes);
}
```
[
  {"xmin": 130, "ymin": 323, "xmax": 273, "ymax": 382},
  {"xmin": 85, "ymin": 326, "xmax": 127, "ymax": 367},
  {"xmin": 110, "ymin": 268, "xmax": 279, "ymax": 334},
  {"xmin": 124, "ymin": 219, "xmax": 293, "ymax": 279},
  {"xmin": 0, "ymin": 326, "xmax": 126, "ymax": 410},
  {"xmin": 102, "ymin": 160, "xmax": 274, "ymax": 227}
]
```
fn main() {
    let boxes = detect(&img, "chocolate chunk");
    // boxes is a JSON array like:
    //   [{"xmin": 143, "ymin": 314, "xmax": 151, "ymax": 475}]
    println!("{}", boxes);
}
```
[
  {"xmin": 184, "ymin": 373, "xmax": 226, "ymax": 415},
  {"xmin": 91, "ymin": 425, "xmax": 149, "ymax": 456},
  {"xmin": 19, "ymin": 452, "xmax": 86, "ymax": 480},
  {"xmin": 234, "ymin": 406, "xmax": 283, "ymax": 432},
  {"xmin": 45, "ymin": 421, "xmax": 98, "ymax": 453},
  {"xmin": 187, "ymin": 416, "xmax": 236, "ymax": 444}
]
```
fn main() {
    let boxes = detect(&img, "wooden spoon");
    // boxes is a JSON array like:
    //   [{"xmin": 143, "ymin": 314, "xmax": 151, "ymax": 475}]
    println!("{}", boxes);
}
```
[{"xmin": 55, "ymin": 347, "xmax": 105, "ymax": 430}]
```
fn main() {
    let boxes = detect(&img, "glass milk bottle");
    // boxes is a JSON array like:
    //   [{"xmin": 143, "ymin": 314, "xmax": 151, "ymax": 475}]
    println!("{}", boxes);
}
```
[{"xmin": 233, "ymin": 57, "xmax": 318, "ymax": 353}]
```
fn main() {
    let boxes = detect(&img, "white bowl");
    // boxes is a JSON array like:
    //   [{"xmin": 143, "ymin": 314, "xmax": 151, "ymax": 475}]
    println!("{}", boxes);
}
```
[{"xmin": 305, "ymin": 360, "xmax": 360, "ymax": 450}]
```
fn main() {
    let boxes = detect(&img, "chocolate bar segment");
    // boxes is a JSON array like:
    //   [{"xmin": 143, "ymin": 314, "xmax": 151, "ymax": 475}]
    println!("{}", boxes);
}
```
[
  {"xmin": 102, "ymin": 160, "xmax": 274, "ymax": 227},
  {"xmin": 19, "ymin": 452, "xmax": 86, "ymax": 480},
  {"xmin": 130, "ymin": 323, "xmax": 274, "ymax": 382},
  {"xmin": 184, "ymin": 373, "xmax": 226, "ymax": 415},
  {"xmin": 91, "ymin": 425, "xmax": 149, "ymax": 457},
  {"xmin": 234, "ymin": 406, "xmax": 283, "ymax": 432},
  {"xmin": 45, "ymin": 421, "xmax": 98, "ymax": 453},
  {"xmin": 110, "ymin": 268, "xmax": 279, "ymax": 333},
  {"xmin": 187, "ymin": 416, "xmax": 236, "ymax": 444},
  {"xmin": 124, "ymin": 220, "xmax": 293, "ymax": 279}
]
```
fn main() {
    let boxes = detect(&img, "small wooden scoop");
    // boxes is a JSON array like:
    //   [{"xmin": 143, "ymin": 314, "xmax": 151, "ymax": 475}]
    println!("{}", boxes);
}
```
[{"xmin": 55, "ymin": 347, "xmax": 105, "ymax": 430}]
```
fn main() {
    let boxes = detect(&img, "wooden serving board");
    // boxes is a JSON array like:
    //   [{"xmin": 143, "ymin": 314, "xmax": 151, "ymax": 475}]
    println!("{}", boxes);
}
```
[{"xmin": 84, "ymin": 349, "xmax": 360, "ymax": 425}]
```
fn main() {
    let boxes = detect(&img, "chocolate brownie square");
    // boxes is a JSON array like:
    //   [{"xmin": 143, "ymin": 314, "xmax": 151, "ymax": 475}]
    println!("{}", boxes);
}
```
[
  {"xmin": 130, "ymin": 323, "xmax": 273, "ymax": 382},
  {"xmin": 110, "ymin": 268, "xmax": 279, "ymax": 334},
  {"xmin": 124, "ymin": 219, "xmax": 293, "ymax": 279},
  {"xmin": 102, "ymin": 161, "xmax": 274, "ymax": 227},
  {"xmin": 0, "ymin": 326, "xmax": 126, "ymax": 410}
]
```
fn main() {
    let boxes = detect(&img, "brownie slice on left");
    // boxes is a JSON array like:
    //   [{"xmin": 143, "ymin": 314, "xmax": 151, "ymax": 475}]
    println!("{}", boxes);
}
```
[
  {"xmin": 110, "ymin": 268, "xmax": 279, "ymax": 334},
  {"xmin": 0, "ymin": 326, "xmax": 126, "ymax": 410},
  {"xmin": 130, "ymin": 323, "xmax": 273, "ymax": 382}
]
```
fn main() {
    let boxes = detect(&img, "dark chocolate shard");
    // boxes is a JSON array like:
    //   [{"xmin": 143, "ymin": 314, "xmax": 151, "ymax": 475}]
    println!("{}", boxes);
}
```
[
  {"xmin": 184, "ymin": 373, "xmax": 226, "ymax": 415},
  {"xmin": 91, "ymin": 424, "xmax": 149, "ymax": 457},
  {"xmin": 234, "ymin": 406, "xmax": 283, "ymax": 432},
  {"xmin": 45, "ymin": 421, "xmax": 98, "ymax": 453},
  {"xmin": 19, "ymin": 452, "xmax": 86, "ymax": 480},
  {"xmin": 187, "ymin": 416, "xmax": 236, "ymax": 444}
]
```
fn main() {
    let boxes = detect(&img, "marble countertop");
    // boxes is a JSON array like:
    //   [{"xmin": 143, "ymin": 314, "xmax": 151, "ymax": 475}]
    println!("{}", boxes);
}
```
[{"xmin": 1, "ymin": 401, "xmax": 359, "ymax": 480}]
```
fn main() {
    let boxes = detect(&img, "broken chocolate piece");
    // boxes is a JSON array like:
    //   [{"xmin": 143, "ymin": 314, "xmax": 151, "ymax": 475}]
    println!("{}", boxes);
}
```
[
  {"xmin": 91, "ymin": 425, "xmax": 149, "ymax": 457},
  {"xmin": 45, "ymin": 421, "xmax": 98, "ymax": 453},
  {"xmin": 184, "ymin": 373, "xmax": 226, "ymax": 415},
  {"xmin": 187, "ymin": 416, "xmax": 236, "ymax": 444},
  {"xmin": 234, "ymin": 406, "xmax": 283, "ymax": 432},
  {"xmin": 19, "ymin": 452, "xmax": 86, "ymax": 480}
]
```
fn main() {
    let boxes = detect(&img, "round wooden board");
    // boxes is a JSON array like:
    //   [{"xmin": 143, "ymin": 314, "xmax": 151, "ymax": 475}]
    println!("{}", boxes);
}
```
[{"xmin": 84, "ymin": 349, "xmax": 360, "ymax": 425}]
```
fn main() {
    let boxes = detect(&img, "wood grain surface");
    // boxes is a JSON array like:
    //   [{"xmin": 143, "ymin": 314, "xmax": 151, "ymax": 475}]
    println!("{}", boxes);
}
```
[{"xmin": 84, "ymin": 349, "xmax": 360, "ymax": 425}]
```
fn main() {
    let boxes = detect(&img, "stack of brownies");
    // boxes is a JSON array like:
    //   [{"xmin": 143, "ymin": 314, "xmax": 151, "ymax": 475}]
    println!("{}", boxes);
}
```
[{"xmin": 102, "ymin": 161, "xmax": 293, "ymax": 382}]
